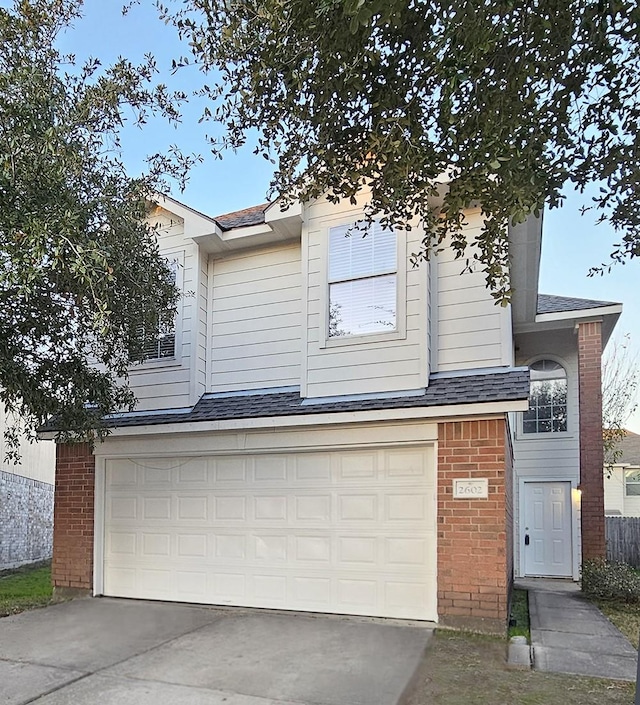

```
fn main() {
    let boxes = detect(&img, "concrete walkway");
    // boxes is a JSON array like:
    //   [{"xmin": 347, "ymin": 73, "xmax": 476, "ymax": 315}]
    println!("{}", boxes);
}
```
[
  {"xmin": 516, "ymin": 578, "xmax": 638, "ymax": 682},
  {"xmin": 0, "ymin": 598, "xmax": 432, "ymax": 705}
]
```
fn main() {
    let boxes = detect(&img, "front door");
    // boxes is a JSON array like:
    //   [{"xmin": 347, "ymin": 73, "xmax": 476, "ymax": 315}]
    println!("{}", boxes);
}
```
[{"xmin": 523, "ymin": 481, "xmax": 572, "ymax": 577}]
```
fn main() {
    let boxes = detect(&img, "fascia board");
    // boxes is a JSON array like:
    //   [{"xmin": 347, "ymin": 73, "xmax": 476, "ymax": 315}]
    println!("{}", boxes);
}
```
[{"xmin": 535, "ymin": 304, "xmax": 623, "ymax": 324}]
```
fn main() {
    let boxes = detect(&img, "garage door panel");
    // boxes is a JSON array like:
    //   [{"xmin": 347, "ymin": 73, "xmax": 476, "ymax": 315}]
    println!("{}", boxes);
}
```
[
  {"xmin": 103, "ymin": 447, "xmax": 437, "ymax": 620},
  {"xmin": 212, "ymin": 456, "xmax": 247, "ymax": 483},
  {"xmin": 176, "ymin": 570, "xmax": 207, "ymax": 598},
  {"xmin": 215, "ymin": 533, "xmax": 247, "ymax": 559},
  {"xmin": 294, "ymin": 454, "xmax": 332, "ymax": 481},
  {"xmin": 177, "ymin": 496, "xmax": 208, "ymax": 521},
  {"xmin": 104, "ymin": 560, "xmax": 437, "ymax": 619},
  {"xmin": 177, "ymin": 533, "xmax": 207, "ymax": 557},
  {"xmin": 214, "ymin": 495, "xmax": 245, "ymax": 520},
  {"xmin": 106, "ymin": 450, "xmax": 435, "ymax": 491}
]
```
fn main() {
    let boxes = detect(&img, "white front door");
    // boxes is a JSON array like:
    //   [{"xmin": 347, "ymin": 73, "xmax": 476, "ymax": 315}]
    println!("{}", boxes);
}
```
[{"xmin": 523, "ymin": 481, "xmax": 572, "ymax": 577}]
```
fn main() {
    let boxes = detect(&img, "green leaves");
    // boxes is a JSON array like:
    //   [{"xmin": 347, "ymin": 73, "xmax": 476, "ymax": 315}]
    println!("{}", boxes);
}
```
[
  {"xmin": 167, "ymin": 0, "xmax": 638, "ymax": 297},
  {"xmin": 0, "ymin": 0, "xmax": 189, "ymax": 453}
]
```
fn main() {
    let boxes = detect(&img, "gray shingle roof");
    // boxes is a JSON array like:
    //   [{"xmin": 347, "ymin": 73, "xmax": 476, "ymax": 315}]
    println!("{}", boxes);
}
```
[
  {"xmin": 99, "ymin": 369, "xmax": 530, "ymax": 430},
  {"xmin": 537, "ymin": 294, "xmax": 620, "ymax": 314},
  {"xmin": 214, "ymin": 203, "xmax": 269, "ymax": 231},
  {"xmin": 613, "ymin": 432, "xmax": 640, "ymax": 465}
]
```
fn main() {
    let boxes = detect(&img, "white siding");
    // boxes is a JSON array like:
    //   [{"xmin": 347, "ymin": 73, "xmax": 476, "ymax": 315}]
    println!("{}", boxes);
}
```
[
  {"xmin": 303, "ymin": 193, "xmax": 428, "ymax": 398},
  {"xmin": 210, "ymin": 243, "xmax": 302, "ymax": 392},
  {"xmin": 0, "ymin": 405, "xmax": 55, "ymax": 484},
  {"xmin": 127, "ymin": 208, "xmax": 194, "ymax": 411},
  {"xmin": 192, "ymin": 249, "xmax": 209, "ymax": 403},
  {"xmin": 435, "ymin": 211, "xmax": 512, "ymax": 371},
  {"xmin": 511, "ymin": 329, "xmax": 581, "ymax": 576},
  {"xmin": 605, "ymin": 466, "xmax": 640, "ymax": 516},
  {"xmin": 605, "ymin": 468, "xmax": 626, "ymax": 515},
  {"xmin": 512, "ymin": 331, "xmax": 580, "ymax": 478}
]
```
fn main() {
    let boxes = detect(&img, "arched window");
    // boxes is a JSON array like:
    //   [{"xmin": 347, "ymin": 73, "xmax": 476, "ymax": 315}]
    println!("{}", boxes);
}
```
[{"xmin": 522, "ymin": 360, "xmax": 568, "ymax": 434}]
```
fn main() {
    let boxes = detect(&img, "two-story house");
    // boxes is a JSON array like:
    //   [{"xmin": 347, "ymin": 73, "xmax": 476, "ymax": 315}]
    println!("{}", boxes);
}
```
[{"xmin": 45, "ymin": 191, "xmax": 621, "ymax": 633}]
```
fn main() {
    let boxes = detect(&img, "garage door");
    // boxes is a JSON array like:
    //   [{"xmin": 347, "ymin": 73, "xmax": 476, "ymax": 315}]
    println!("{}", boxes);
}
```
[{"xmin": 102, "ymin": 447, "xmax": 436, "ymax": 620}]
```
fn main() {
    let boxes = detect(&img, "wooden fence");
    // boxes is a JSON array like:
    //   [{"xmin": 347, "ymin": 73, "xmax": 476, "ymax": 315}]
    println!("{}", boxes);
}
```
[{"xmin": 606, "ymin": 517, "xmax": 640, "ymax": 567}]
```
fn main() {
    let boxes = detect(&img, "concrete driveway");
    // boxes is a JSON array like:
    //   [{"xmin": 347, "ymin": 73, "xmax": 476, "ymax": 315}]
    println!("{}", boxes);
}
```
[{"xmin": 0, "ymin": 598, "xmax": 432, "ymax": 705}]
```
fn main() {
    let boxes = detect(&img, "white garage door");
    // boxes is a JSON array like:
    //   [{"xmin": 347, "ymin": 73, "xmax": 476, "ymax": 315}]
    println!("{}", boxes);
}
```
[{"xmin": 102, "ymin": 447, "xmax": 437, "ymax": 620}]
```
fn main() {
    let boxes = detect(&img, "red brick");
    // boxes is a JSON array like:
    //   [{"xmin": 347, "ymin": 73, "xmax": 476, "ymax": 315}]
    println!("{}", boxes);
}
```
[
  {"xmin": 577, "ymin": 321, "xmax": 606, "ymax": 560},
  {"xmin": 52, "ymin": 443, "xmax": 95, "ymax": 590},
  {"xmin": 437, "ymin": 419, "xmax": 512, "ymax": 629}
]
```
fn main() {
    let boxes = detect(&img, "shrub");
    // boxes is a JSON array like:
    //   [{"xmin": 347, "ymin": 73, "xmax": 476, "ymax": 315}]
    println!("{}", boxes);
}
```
[{"xmin": 581, "ymin": 559, "xmax": 640, "ymax": 603}]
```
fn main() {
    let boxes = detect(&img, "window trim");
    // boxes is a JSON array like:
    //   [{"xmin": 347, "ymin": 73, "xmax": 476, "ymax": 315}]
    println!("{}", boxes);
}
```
[
  {"xmin": 129, "ymin": 249, "xmax": 185, "ymax": 371},
  {"xmin": 518, "ymin": 355, "xmax": 572, "ymax": 439},
  {"xmin": 624, "ymin": 469, "xmax": 640, "ymax": 497},
  {"xmin": 319, "ymin": 217, "xmax": 407, "ymax": 349}
]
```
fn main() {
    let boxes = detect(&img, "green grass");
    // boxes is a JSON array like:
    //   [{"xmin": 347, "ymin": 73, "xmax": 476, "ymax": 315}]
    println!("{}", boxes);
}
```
[
  {"xmin": 508, "ymin": 588, "xmax": 530, "ymax": 641},
  {"xmin": 0, "ymin": 564, "xmax": 53, "ymax": 617},
  {"xmin": 595, "ymin": 600, "xmax": 640, "ymax": 649}
]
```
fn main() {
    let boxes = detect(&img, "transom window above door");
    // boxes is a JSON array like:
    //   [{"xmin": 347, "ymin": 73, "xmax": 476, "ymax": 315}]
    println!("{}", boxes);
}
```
[
  {"xmin": 328, "ymin": 221, "xmax": 397, "ymax": 338},
  {"xmin": 522, "ymin": 359, "xmax": 568, "ymax": 434}
]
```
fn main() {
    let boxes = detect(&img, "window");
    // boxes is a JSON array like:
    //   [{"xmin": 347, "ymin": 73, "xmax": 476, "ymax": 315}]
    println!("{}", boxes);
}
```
[
  {"xmin": 141, "ymin": 325, "xmax": 175, "ymax": 361},
  {"xmin": 522, "ymin": 359, "xmax": 568, "ymax": 434},
  {"xmin": 328, "ymin": 221, "xmax": 397, "ymax": 338},
  {"xmin": 137, "ymin": 259, "xmax": 178, "ymax": 362},
  {"xmin": 625, "ymin": 470, "xmax": 640, "ymax": 496}
]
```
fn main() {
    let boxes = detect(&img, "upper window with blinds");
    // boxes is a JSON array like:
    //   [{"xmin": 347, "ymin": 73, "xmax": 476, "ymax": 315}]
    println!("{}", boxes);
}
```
[
  {"xmin": 139, "ymin": 259, "xmax": 178, "ymax": 362},
  {"xmin": 328, "ymin": 221, "xmax": 397, "ymax": 338}
]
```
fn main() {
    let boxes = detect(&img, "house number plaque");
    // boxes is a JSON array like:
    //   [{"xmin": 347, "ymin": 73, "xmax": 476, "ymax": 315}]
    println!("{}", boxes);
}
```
[{"xmin": 453, "ymin": 478, "xmax": 489, "ymax": 499}]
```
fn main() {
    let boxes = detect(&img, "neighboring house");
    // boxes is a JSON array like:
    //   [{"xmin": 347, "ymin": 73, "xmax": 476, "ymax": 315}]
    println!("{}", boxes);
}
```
[
  {"xmin": 605, "ymin": 432, "xmax": 640, "ymax": 516},
  {"xmin": 0, "ymin": 404, "xmax": 56, "ymax": 570},
  {"xmin": 42, "ymin": 190, "xmax": 621, "ymax": 633}
]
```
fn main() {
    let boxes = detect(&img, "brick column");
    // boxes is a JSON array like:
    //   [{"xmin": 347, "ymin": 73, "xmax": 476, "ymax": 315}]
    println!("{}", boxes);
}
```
[
  {"xmin": 52, "ymin": 442, "xmax": 95, "ymax": 595},
  {"xmin": 437, "ymin": 418, "xmax": 510, "ymax": 634},
  {"xmin": 578, "ymin": 320, "xmax": 605, "ymax": 560}
]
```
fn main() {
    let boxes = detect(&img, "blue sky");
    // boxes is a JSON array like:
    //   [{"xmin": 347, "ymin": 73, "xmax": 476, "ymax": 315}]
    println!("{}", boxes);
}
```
[{"xmin": 50, "ymin": 2, "xmax": 639, "ymax": 432}]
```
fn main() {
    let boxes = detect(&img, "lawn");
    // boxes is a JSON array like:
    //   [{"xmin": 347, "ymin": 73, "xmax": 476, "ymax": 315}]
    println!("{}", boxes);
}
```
[
  {"xmin": 403, "ymin": 630, "xmax": 635, "ymax": 705},
  {"xmin": 595, "ymin": 600, "xmax": 640, "ymax": 649},
  {"xmin": 508, "ymin": 588, "xmax": 530, "ymax": 641},
  {"xmin": 0, "ymin": 564, "xmax": 53, "ymax": 617}
]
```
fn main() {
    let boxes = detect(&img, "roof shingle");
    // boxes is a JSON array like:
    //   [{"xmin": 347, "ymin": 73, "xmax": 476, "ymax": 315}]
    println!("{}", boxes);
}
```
[
  {"xmin": 97, "ymin": 369, "xmax": 530, "ymax": 430},
  {"xmin": 214, "ymin": 203, "xmax": 269, "ymax": 231},
  {"xmin": 613, "ymin": 432, "xmax": 640, "ymax": 466},
  {"xmin": 537, "ymin": 293, "xmax": 620, "ymax": 315}
]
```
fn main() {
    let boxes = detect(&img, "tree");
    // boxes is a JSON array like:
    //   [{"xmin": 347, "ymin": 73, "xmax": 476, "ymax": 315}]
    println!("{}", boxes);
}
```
[
  {"xmin": 0, "ymin": 0, "xmax": 197, "ymax": 456},
  {"xmin": 603, "ymin": 335, "xmax": 639, "ymax": 470},
  {"xmin": 164, "ymin": 0, "xmax": 640, "ymax": 301}
]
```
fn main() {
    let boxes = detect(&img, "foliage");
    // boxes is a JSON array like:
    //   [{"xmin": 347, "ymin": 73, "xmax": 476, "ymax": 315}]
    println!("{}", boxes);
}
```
[
  {"xmin": 0, "ymin": 0, "xmax": 198, "ymax": 455},
  {"xmin": 602, "ymin": 335, "xmax": 639, "ymax": 470},
  {"xmin": 160, "ymin": 0, "xmax": 640, "ymax": 302},
  {"xmin": 581, "ymin": 559, "xmax": 640, "ymax": 603},
  {"xmin": 508, "ymin": 588, "xmax": 530, "ymax": 641}
]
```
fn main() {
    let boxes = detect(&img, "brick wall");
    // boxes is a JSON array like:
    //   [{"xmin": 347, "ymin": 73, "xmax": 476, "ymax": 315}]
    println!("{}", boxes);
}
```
[
  {"xmin": 437, "ymin": 418, "xmax": 510, "ymax": 633},
  {"xmin": 578, "ymin": 320, "xmax": 605, "ymax": 560},
  {"xmin": 52, "ymin": 443, "xmax": 95, "ymax": 592},
  {"xmin": 0, "ymin": 471, "xmax": 53, "ymax": 570}
]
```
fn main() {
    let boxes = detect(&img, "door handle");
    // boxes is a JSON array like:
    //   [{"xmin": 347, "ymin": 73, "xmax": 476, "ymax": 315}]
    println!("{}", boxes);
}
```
[{"xmin": 524, "ymin": 534, "xmax": 530, "ymax": 546}]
